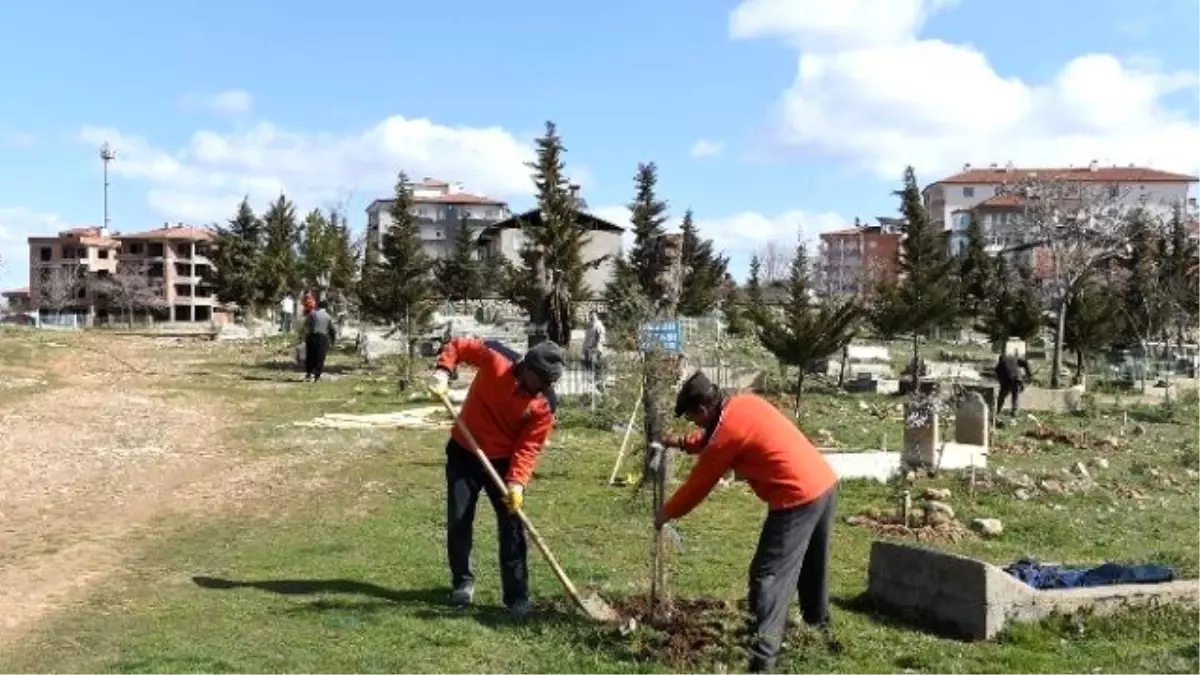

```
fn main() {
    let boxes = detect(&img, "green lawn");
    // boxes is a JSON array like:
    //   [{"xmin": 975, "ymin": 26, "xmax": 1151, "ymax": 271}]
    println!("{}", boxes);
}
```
[{"xmin": 1, "ymin": 337, "xmax": 1197, "ymax": 674}]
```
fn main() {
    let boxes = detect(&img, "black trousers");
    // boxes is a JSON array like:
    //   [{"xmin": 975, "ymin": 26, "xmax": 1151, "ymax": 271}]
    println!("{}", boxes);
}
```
[
  {"xmin": 997, "ymin": 380, "xmax": 1022, "ymax": 413},
  {"xmin": 747, "ymin": 487, "xmax": 838, "ymax": 671},
  {"xmin": 445, "ymin": 439, "xmax": 529, "ymax": 606},
  {"xmin": 304, "ymin": 333, "xmax": 330, "ymax": 379}
]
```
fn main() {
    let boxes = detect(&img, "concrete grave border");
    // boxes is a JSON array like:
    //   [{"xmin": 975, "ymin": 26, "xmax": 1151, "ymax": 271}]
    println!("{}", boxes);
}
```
[{"xmin": 865, "ymin": 540, "xmax": 1198, "ymax": 640}]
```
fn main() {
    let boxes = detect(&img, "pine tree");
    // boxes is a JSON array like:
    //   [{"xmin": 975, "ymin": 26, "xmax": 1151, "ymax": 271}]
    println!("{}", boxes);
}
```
[
  {"xmin": 259, "ymin": 194, "xmax": 301, "ymax": 302},
  {"xmin": 211, "ymin": 197, "xmax": 264, "ymax": 314},
  {"xmin": 359, "ymin": 171, "xmax": 435, "ymax": 334},
  {"xmin": 1120, "ymin": 207, "xmax": 1166, "ymax": 349},
  {"xmin": 746, "ymin": 254, "xmax": 763, "ymax": 307},
  {"xmin": 504, "ymin": 122, "xmax": 597, "ymax": 345},
  {"xmin": 870, "ymin": 166, "xmax": 960, "ymax": 369},
  {"xmin": 626, "ymin": 162, "xmax": 669, "ymax": 295},
  {"xmin": 436, "ymin": 216, "xmax": 483, "ymax": 309},
  {"xmin": 958, "ymin": 211, "xmax": 993, "ymax": 321},
  {"xmin": 326, "ymin": 208, "xmax": 359, "ymax": 295},
  {"xmin": 299, "ymin": 208, "xmax": 333, "ymax": 290},
  {"xmin": 678, "ymin": 209, "xmax": 729, "ymax": 316},
  {"xmin": 1005, "ymin": 262, "xmax": 1044, "ymax": 343},
  {"xmin": 1161, "ymin": 205, "xmax": 1199, "ymax": 344},
  {"xmin": 753, "ymin": 235, "xmax": 861, "ymax": 414},
  {"xmin": 1064, "ymin": 280, "xmax": 1123, "ymax": 384},
  {"xmin": 603, "ymin": 258, "xmax": 650, "ymax": 341}
]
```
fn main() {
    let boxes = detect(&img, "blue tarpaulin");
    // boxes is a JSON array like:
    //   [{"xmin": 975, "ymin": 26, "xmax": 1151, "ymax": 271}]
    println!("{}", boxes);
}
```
[{"xmin": 1004, "ymin": 558, "xmax": 1176, "ymax": 590}]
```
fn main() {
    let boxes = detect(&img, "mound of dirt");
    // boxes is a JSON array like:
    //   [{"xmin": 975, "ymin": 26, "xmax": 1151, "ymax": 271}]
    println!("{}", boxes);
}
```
[
  {"xmin": 611, "ymin": 595, "xmax": 747, "ymax": 668},
  {"xmin": 845, "ymin": 508, "xmax": 975, "ymax": 543}
]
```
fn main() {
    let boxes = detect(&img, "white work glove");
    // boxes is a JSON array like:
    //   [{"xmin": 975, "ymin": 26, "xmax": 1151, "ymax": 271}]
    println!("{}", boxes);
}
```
[{"xmin": 428, "ymin": 369, "xmax": 450, "ymax": 396}]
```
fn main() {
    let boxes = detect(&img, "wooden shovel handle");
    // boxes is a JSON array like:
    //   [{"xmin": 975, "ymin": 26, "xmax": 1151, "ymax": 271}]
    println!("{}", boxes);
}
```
[{"xmin": 433, "ymin": 392, "xmax": 587, "ymax": 606}]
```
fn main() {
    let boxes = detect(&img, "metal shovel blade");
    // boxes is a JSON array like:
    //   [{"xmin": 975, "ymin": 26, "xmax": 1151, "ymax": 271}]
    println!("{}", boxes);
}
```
[{"xmin": 579, "ymin": 591, "xmax": 621, "ymax": 623}]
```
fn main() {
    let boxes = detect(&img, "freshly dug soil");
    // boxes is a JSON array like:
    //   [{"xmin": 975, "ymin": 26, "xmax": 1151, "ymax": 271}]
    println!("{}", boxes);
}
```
[{"xmin": 612, "ymin": 595, "xmax": 748, "ymax": 668}]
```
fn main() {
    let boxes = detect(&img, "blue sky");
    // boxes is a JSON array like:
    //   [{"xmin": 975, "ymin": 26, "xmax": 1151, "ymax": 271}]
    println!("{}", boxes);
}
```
[{"xmin": 0, "ymin": 0, "xmax": 1197, "ymax": 290}]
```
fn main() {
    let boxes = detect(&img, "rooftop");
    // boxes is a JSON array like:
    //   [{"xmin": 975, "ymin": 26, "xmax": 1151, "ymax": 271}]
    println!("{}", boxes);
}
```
[
  {"xmin": 118, "ymin": 224, "xmax": 214, "ymax": 241},
  {"xmin": 933, "ymin": 165, "xmax": 1199, "ymax": 186}
]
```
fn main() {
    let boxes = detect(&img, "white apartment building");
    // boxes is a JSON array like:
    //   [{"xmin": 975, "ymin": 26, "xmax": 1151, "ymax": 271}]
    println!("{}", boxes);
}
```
[
  {"xmin": 923, "ymin": 162, "xmax": 1198, "ymax": 255},
  {"xmin": 365, "ymin": 177, "xmax": 512, "ymax": 263}
]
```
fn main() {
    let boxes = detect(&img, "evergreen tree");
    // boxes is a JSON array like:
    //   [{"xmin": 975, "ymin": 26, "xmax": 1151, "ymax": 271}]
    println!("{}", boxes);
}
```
[
  {"xmin": 1064, "ymin": 280, "xmax": 1123, "ymax": 384},
  {"xmin": 503, "ymin": 122, "xmax": 598, "ymax": 345},
  {"xmin": 1120, "ymin": 207, "xmax": 1166, "ymax": 347},
  {"xmin": 326, "ymin": 208, "xmax": 359, "ymax": 295},
  {"xmin": 746, "ymin": 254, "xmax": 763, "ymax": 307},
  {"xmin": 870, "ymin": 166, "xmax": 959, "ymax": 368},
  {"xmin": 299, "ymin": 208, "xmax": 333, "ymax": 290},
  {"xmin": 958, "ymin": 211, "xmax": 993, "ymax": 321},
  {"xmin": 359, "ymin": 171, "xmax": 435, "ymax": 334},
  {"xmin": 259, "ymin": 194, "xmax": 301, "ymax": 302},
  {"xmin": 722, "ymin": 284, "xmax": 750, "ymax": 336},
  {"xmin": 1161, "ymin": 205, "xmax": 1199, "ymax": 343},
  {"xmin": 677, "ymin": 209, "xmax": 729, "ymax": 316},
  {"xmin": 603, "ymin": 257, "xmax": 651, "ymax": 342},
  {"xmin": 436, "ymin": 216, "xmax": 483, "ymax": 308},
  {"xmin": 626, "ymin": 162, "xmax": 669, "ymax": 295},
  {"xmin": 753, "ymin": 235, "xmax": 861, "ymax": 414},
  {"xmin": 211, "ymin": 197, "xmax": 264, "ymax": 314},
  {"xmin": 980, "ymin": 259, "xmax": 1043, "ymax": 349}
]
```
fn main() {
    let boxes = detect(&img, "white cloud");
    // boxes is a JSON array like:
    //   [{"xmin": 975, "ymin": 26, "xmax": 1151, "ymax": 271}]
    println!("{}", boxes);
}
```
[
  {"xmin": 1, "ymin": 131, "xmax": 36, "ymax": 148},
  {"xmin": 180, "ymin": 89, "xmax": 254, "ymax": 116},
  {"xmin": 588, "ymin": 204, "xmax": 848, "ymax": 257},
  {"xmin": 732, "ymin": 0, "xmax": 1200, "ymax": 180},
  {"xmin": 689, "ymin": 138, "xmax": 725, "ymax": 158},
  {"xmin": 0, "ymin": 207, "xmax": 70, "ymax": 288},
  {"xmin": 80, "ymin": 114, "xmax": 538, "ymax": 224}
]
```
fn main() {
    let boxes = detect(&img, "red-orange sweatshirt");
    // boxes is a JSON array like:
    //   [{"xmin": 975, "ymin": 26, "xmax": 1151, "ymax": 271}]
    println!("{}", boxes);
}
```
[
  {"xmin": 663, "ymin": 393, "xmax": 838, "ymax": 520},
  {"xmin": 436, "ymin": 337, "xmax": 556, "ymax": 486}
]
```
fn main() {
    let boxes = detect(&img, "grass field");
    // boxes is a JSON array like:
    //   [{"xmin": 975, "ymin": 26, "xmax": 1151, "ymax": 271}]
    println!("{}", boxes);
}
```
[{"xmin": 0, "ymin": 329, "xmax": 1197, "ymax": 673}]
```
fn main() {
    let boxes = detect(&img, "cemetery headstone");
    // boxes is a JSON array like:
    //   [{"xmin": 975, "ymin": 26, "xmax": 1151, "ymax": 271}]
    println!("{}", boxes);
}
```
[
  {"xmin": 902, "ymin": 402, "xmax": 939, "ymax": 468},
  {"xmin": 955, "ymin": 392, "xmax": 989, "ymax": 447}
]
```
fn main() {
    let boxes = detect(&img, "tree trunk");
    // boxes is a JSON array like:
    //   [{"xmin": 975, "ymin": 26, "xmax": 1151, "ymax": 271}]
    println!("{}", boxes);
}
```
[
  {"xmin": 1072, "ymin": 348, "xmax": 1084, "ymax": 386},
  {"xmin": 1051, "ymin": 298, "xmax": 1067, "ymax": 389},
  {"xmin": 1138, "ymin": 338, "xmax": 1149, "ymax": 395},
  {"xmin": 911, "ymin": 333, "xmax": 921, "ymax": 382},
  {"xmin": 794, "ymin": 369, "xmax": 806, "ymax": 418},
  {"xmin": 837, "ymin": 346, "xmax": 848, "ymax": 389}
]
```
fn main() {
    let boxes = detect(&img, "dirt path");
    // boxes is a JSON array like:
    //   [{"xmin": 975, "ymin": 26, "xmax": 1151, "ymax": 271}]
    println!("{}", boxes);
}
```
[{"xmin": 0, "ymin": 335, "xmax": 303, "ymax": 648}]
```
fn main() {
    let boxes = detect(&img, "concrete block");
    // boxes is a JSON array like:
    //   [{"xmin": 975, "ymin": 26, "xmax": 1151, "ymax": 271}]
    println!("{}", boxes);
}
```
[{"xmin": 866, "ymin": 541, "xmax": 1198, "ymax": 640}]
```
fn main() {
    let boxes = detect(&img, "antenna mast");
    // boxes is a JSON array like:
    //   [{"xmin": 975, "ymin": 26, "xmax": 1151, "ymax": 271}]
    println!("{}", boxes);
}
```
[{"xmin": 100, "ymin": 142, "xmax": 116, "ymax": 233}]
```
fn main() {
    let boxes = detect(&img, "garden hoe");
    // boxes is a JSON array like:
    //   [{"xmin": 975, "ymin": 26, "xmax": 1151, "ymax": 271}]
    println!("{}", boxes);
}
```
[{"xmin": 433, "ymin": 391, "xmax": 621, "ymax": 624}]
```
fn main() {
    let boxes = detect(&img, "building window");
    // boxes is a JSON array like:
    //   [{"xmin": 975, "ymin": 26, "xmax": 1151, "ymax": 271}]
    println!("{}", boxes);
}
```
[
  {"xmin": 434, "ymin": 229, "xmax": 444, "ymax": 239},
  {"xmin": 40, "ymin": 247, "xmax": 52, "ymax": 261},
  {"xmin": 98, "ymin": 249, "xmax": 109, "ymax": 259},
  {"xmin": 963, "ymin": 187, "xmax": 975, "ymax": 198},
  {"xmin": 1108, "ymin": 185, "xmax": 1120, "ymax": 199}
]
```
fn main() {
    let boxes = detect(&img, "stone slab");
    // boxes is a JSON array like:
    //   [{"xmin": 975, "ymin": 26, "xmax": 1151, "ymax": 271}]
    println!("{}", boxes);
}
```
[{"xmin": 866, "ymin": 541, "xmax": 1198, "ymax": 640}]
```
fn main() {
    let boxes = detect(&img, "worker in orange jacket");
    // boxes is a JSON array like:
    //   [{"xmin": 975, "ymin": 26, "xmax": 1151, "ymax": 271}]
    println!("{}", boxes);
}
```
[
  {"xmin": 657, "ymin": 371, "xmax": 841, "ymax": 673},
  {"xmin": 428, "ymin": 338, "xmax": 563, "ymax": 619}
]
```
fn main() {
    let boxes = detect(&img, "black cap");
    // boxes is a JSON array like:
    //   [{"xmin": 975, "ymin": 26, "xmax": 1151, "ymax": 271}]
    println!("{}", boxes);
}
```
[
  {"xmin": 522, "ymin": 340, "xmax": 565, "ymax": 384},
  {"xmin": 674, "ymin": 370, "xmax": 717, "ymax": 417}
]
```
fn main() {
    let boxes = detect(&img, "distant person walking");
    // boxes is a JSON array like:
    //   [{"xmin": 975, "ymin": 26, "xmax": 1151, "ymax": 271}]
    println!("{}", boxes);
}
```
[
  {"xmin": 995, "ymin": 351, "xmax": 1033, "ymax": 414},
  {"xmin": 302, "ymin": 300, "xmax": 337, "ymax": 382},
  {"xmin": 582, "ymin": 310, "xmax": 606, "ymax": 383}
]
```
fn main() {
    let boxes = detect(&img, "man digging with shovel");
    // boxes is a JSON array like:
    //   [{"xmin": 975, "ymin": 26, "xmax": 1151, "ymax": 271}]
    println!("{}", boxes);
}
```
[
  {"xmin": 656, "ymin": 371, "xmax": 842, "ymax": 673},
  {"xmin": 428, "ymin": 337, "xmax": 563, "ymax": 619}
]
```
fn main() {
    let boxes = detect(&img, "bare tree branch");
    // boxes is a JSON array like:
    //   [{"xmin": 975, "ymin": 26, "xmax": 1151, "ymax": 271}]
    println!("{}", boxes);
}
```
[
  {"xmin": 95, "ymin": 262, "xmax": 167, "ymax": 326},
  {"xmin": 37, "ymin": 267, "xmax": 80, "ymax": 315}
]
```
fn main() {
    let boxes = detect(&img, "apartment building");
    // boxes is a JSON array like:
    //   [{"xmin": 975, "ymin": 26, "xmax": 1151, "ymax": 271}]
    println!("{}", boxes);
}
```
[
  {"xmin": 26, "ymin": 226, "xmax": 121, "ymax": 320},
  {"xmin": 923, "ymin": 162, "xmax": 1199, "ymax": 259},
  {"xmin": 364, "ymin": 177, "xmax": 512, "ymax": 264},
  {"xmin": 117, "ymin": 224, "xmax": 218, "ymax": 322},
  {"xmin": 475, "ymin": 206, "xmax": 625, "ymax": 298},
  {"xmin": 25, "ymin": 223, "xmax": 218, "ymax": 324},
  {"xmin": 817, "ymin": 218, "xmax": 902, "ymax": 297}
]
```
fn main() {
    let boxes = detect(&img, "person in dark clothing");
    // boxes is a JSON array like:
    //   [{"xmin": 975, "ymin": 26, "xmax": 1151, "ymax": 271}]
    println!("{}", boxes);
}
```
[
  {"xmin": 302, "ymin": 301, "xmax": 337, "ymax": 382},
  {"xmin": 995, "ymin": 352, "xmax": 1033, "ymax": 414},
  {"xmin": 658, "ymin": 371, "xmax": 841, "ymax": 673},
  {"xmin": 428, "ymin": 338, "xmax": 563, "ymax": 619}
]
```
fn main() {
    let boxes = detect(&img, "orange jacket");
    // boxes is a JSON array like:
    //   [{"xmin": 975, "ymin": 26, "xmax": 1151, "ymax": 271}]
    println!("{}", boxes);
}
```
[
  {"xmin": 664, "ymin": 393, "xmax": 838, "ymax": 520},
  {"xmin": 436, "ymin": 338, "xmax": 557, "ymax": 486}
]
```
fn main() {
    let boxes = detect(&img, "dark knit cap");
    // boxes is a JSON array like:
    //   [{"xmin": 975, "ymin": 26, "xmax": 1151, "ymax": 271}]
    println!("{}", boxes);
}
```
[
  {"xmin": 675, "ymin": 370, "xmax": 718, "ymax": 417},
  {"xmin": 522, "ymin": 340, "xmax": 565, "ymax": 384}
]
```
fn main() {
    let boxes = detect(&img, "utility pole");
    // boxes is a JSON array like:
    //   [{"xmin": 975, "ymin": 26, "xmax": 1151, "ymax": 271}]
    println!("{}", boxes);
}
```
[{"xmin": 100, "ymin": 142, "xmax": 116, "ymax": 234}]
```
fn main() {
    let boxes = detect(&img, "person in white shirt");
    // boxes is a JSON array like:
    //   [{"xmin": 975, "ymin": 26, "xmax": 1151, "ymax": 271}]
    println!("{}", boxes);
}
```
[{"xmin": 280, "ymin": 293, "xmax": 296, "ymax": 333}]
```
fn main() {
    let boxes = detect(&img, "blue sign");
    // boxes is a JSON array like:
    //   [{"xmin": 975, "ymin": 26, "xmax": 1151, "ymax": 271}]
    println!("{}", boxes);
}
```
[{"xmin": 639, "ymin": 320, "xmax": 683, "ymax": 354}]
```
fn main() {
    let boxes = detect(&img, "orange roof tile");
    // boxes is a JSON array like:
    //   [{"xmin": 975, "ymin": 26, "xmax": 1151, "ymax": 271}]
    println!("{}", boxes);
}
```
[
  {"xmin": 1, "ymin": 287, "xmax": 29, "ymax": 296},
  {"xmin": 935, "ymin": 166, "xmax": 1198, "ymax": 185},
  {"xmin": 412, "ymin": 192, "xmax": 506, "ymax": 206}
]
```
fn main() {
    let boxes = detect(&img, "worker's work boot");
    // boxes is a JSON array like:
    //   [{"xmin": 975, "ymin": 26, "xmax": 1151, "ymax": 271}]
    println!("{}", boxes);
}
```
[
  {"xmin": 508, "ymin": 598, "xmax": 533, "ymax": 620},
  {"xmin": 449, "ymin": 582, "xmax": 475, "ymax": 607}
]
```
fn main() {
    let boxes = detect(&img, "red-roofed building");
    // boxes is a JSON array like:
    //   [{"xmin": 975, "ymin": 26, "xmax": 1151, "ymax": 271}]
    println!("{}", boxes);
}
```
[
  {"xmin": 817, "ymin": 218, "xmax": 903, "ymax": 297},
  {"xmin": 365, "ymin": 177, "xmax": 513, "ymax": 264}
]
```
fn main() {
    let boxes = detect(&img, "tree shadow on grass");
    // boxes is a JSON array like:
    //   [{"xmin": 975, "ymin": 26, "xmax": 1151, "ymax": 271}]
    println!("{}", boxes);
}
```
[
  {"xmin": 191, "ymin": 576, "xmax": 589, "ymax": 630},
  {"xmin": 252, "ymin": 360, "xmax": 358, "ymax": 375}
]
